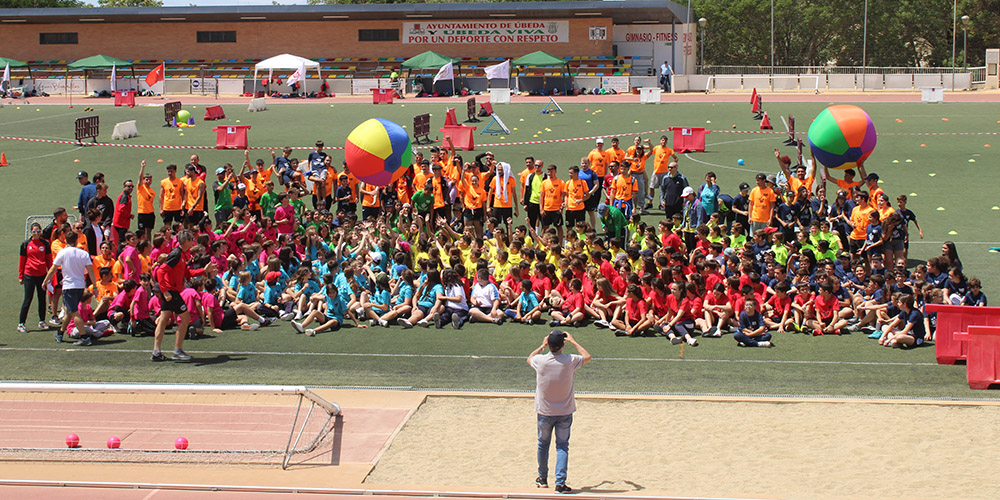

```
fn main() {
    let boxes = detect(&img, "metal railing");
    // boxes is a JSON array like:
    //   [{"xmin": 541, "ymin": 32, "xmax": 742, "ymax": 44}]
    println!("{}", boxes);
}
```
[
  {"xmin": 701, "ymin": 65, "xmax": 976, "ymax": 75},
  {"xmin": 970, "ymin": 66, "xmax": 987, "ymax": 84}
]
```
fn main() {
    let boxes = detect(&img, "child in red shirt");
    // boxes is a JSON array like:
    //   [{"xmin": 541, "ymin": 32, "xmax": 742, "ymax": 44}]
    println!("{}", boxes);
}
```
[
  {"xmin": 702, "ymin": 283, "xmax": 733, "ymax": 337},
  {"xmin": 763, "ymin": 281, "xmax": 794, "ymax": 333},
  {"xmin": 550, "ymin": 278, "xmax": 586, "ymax": 327},
  {"xmin": 809, "ymin": 282, "xmax": 849, "ymax": 335},
  {"xmin": 611, "ymin": 284, "xmax": 652, "ymax": 337}
]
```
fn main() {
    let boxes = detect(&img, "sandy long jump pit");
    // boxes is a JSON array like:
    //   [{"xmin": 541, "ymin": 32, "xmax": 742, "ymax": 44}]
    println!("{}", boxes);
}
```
[{"xmin": 366, "ymin": 395, "xmax": 1000, "ymax": 499}]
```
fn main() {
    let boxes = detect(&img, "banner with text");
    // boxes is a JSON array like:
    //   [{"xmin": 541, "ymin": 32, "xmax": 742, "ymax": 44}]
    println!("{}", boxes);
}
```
[{"xmin": 404, "ymin": 20, "xmax": 569, "ymax": 45}]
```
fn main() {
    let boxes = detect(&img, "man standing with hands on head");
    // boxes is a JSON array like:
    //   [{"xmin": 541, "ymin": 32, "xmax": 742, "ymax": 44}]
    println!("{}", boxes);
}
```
[{"xmin": 528, "ymin": 331, "xmax": 591, "ymax": 494}]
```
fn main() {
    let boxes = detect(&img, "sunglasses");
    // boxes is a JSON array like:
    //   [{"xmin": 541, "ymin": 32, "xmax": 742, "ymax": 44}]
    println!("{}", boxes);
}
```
[{"xmin": 31, "ymin": 230, "xmax": 41, "ymax": 234}]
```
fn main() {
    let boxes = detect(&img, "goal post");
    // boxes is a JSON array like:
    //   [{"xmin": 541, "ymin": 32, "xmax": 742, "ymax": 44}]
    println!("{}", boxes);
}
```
[{"xmin": 705, "ymin": 75, "xmax": 821, "ymax": 94}]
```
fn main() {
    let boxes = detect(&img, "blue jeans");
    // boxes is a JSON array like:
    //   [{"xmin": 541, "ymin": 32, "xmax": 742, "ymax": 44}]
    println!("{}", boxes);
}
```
[
  {"xmin": 537, "ymin": 414, "xmax": 572, "ymax": 486},
  {"xmin": 734, "ymin": 331, "xmax": 772, "ymax": 346}
]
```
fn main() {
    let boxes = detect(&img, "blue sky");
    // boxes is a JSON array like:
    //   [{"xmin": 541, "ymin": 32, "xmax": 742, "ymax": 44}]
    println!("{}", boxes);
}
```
[{"xmin": 160, "ymin": 0, "xmax": 305, "ymax": 6}]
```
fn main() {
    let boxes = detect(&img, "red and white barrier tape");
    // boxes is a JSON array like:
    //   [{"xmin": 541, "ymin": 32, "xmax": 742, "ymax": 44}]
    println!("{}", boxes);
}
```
[{"xmin": 2, "ymin": 128, "xmax": 998, "ymax": 152}]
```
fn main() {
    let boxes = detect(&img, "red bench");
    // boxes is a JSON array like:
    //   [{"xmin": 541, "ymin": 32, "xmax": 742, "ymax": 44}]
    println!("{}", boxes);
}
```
[
  {"xmin": 925, "ymin": 304, "xmax": 1000, "ymax": 365},
  {"xmin": 954, "ymin": 326, "xmax": 1000, "ymax": 389}
]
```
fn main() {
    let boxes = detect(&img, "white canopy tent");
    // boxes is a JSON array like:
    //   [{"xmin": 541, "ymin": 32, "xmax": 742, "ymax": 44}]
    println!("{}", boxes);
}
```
[{"xmin": 253, "ymin": 53, "xmax": 322, "ymax": 94}]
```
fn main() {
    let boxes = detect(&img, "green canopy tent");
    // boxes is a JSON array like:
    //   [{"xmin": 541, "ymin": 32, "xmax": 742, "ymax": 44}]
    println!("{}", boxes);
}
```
[
  {"xmin": 0, "ymin": 57, "xmax": 31, "ymax": 94},
  {"xmin": 401, "ymin": 51, "xmax": 460, "ymax": 95},
  {"xmin": 512, "ymin": 51, "xmax": 570, "ymax": 94},
  {"xmin": 67, "ymin": 55, "xmax": 136, "ymax": 100}
]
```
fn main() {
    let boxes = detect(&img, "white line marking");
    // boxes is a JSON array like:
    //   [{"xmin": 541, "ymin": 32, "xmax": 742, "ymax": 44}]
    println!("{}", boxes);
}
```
[
  {"xmin": 0, "ymin": 347, "xmax": 938, "ymax": 367},
  {"xmin": 0, "ymin": 111, "xmax": 81, "ymax": 126}
]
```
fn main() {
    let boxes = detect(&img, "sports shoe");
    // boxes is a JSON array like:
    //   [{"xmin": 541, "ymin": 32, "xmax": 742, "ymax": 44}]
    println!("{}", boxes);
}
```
[
  {"xmin": 241, "ymin": 323, "xmax": 257, "ymax": 331},
  {"xmin": 704, "ymin": 327, "xmax": 720, "ymax": 338},
  {"xmin": 861, "ymin": 325, "xmax": 876, "ymax": 335},
  {"xmin": 614, "ymin": 329, "xmax": 627, "ymax": 337},
  {"xmin": 492, "ymin": 317, "xmax": 503, "ymax": 325},
  {"xmin": 594, "ymin": 319, "xmax": 609, "ymax": 328},
  {"xmin": 369, "ymin": 319, "xmax": 377, "ymax": 327},
  {"xmin": 670, "ymin": 336, "xmax": 682, "ymax": 345},
  {"xmin": 38, "ymin": 321, "xmax": 51, "ymax": 331},
  {"xmin": 687, "ymin": 338, "xmax": 699, "ymax": 346},
  {"xmin": 261, "ymin": 317, "xmax": 276, "ymax": 327},
  {"xmin": 172, "ymin": 349, "xmax": 192, "ymax": 362},
  {"xmin": 868, "ymin": 330, "xmax": 882, "ymax": 339},
  {"xmin": 737, "ymin": 342, "xmax": 746, "ymax": 347},
  {"xmin": 150, "ymin": 352, "xmax": 167, "ymax": 362},
  {"xmin": 549, "ymin": 319, "xmax": 561, "ymax": 327},
  {"xmin": 291, "ymin": 321, "xmax": 304, "ymax": 333},
  {"xmin": 49, "ymin": 316, "xmax": 61, "ymax": 326},
  {"xmin": 417, "ymin": 319, "xmax": 430, "ymax": 328},
  {"xmin": 555, "ymin": 484, "xmax": 573, "ymax": 494},
  {"xmin": 535, "ymin": 476, "xmax": 548, "ymax": 488},
  {"xmin": 73, "ymin": 336, "xmax": 92, "ymax": 346},
  {"xmin": 397, "ymin": 318, "xmax": 413, "ymax": 329},
  {"xmin": 280, "ymin": 312, "xmax": 295, "ymax": 321},
  {"xmin": 305, "ymin": 329, "xmax": 316, "ymax": 337},
  {"xmin": 294, "ymin": 310, "xmax": 303, "ymax": 321},
  {"xmin": 53, "ymin": 331, "xmax": 63, "ymax": 343},
  {"xmin": 379, "ymin": 319, "xmax": 389, "ymax": 328},
  {"xmin": 452, "ymin": 315, "xmax": 462, "ymax": 329},
  {"xmin": 758, "ymin": 341, "xmax": 772, "ymax": 348},
  {"xmin": 17, "ymin": 324, "xmax": 27, "ymax": 333},
  {"xmin": 434, "ymin": 313, "xmax": 444, "ymax": 329},
  {"xmin": 813, "ymin": 329, "xmax": 824, "ymax": 336}
]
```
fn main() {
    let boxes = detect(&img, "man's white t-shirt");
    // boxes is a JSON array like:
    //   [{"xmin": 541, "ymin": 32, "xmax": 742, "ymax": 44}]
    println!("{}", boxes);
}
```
[
  {"xmin": 531, "ymin": 352, "xmax": 585, "ymax": 416},
  {"xmin": 53, "ymin": 246, "xmax": 92, "ymax": 290}
]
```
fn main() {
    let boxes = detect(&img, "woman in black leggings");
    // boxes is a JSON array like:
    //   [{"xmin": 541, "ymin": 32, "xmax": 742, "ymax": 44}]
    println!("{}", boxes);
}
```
[{"xmin": 18, "ymin": 222, "xmax": 52, "ymax": 333}]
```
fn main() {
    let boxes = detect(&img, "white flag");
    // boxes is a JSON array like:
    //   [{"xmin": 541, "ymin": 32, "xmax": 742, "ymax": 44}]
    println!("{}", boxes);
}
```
[
  {"xmin": 484, "ymin": 59, "xmax": 510, "ymax": 80},
  {"xmin": 287, "ymin": 62, "xmax": 306, "ymax": 87},
  {"xmin": 1, "ymin": 63, "xmax": 9, "ymax": 92},
  {"xmin": 433, "ymin": 62, "xmax": 454, "ymax": 84},
  {"xmin": 110, "ymin": 64, "xmax": 117, "ymax": 92}
]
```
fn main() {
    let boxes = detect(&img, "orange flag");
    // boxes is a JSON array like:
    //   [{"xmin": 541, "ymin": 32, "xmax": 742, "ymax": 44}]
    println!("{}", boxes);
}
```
[{"xmin": 145, "ymin": 63, "xmax": 165, "ymax": 87}]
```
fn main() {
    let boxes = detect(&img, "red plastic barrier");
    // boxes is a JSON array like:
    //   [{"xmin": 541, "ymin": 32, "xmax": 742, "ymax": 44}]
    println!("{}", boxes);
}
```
[
  {"xmin": 479, "ymin": 102, "xmax": 494, "ymax": 115},
  {"xmin": 113, "ymin": 90, "xmax": 135, "ymax": 108},
  {"xmin": 954, "ymin": 326, "xmax": 1000, "ymax": 389},
  {"xmin": 439, "ymin": 125, "xmax": 476, "ymax": 151},
  {"xmin": 372, "ymin": 88, "xmax": 393, "ymax": 104},
  {"xmin": 204, "ymin": 105, "xmax": 226, "ymax": 121},
  {"xmin": 925, "ymin": 304, "xmax": 1000, "ymax": 365},
  {"xmin": 669, "ymin": 126, "xmax": 712, "ymax": 153},
  {"xmin": 444, "ymin": 107, "xmax": 458, "ymax": 126},
  {"xmin": 213, "ymin": 125, "xmax": 251, "ymax": 150}
]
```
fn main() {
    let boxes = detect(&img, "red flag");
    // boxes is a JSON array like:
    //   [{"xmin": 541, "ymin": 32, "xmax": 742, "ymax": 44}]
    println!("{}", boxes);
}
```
[{"xmin": 145, "ymin": 63, "xmax": 165, "ymax": 87}]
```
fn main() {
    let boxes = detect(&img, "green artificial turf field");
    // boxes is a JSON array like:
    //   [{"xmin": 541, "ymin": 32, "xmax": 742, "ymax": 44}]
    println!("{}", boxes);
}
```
[{"xmin": 0, "ymin": 98, "xmax": 997, "ymax": 398}]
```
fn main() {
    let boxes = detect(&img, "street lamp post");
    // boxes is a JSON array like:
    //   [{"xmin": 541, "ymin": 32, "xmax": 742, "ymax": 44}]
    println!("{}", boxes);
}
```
[
  {"xmin": 698, "ymin": 17, "xmax": 707, "ymax": 74},
  {"xmin": 962, "ymin": 15, "xmax": 970, "ymax": 72}
]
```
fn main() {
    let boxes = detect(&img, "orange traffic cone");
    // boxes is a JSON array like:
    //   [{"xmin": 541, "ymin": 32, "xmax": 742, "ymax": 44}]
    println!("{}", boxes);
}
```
[
  {"xmin": 760, "ymin": 112, "xmax": 773, "ymax": 130},
  {"xmin": 750, "ymin": 88, "xmax": 757, "ymax": 105},
  {"xmin": 0, "ymin": 152, "xmax": 7, "ymax": 166}
]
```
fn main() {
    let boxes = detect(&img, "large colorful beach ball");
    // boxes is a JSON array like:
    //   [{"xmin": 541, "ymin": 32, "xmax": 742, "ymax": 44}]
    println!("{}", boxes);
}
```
[
  {"xmin": 344, "ymin": 118, "xmax": 412, "ymax": 186},
  {"xmin": 807, "ymin": 105, "xmax": 877, "ymax": 170}
]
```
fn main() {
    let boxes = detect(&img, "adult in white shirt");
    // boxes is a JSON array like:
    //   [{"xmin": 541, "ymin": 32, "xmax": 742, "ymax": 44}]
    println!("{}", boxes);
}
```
[
  {"xmin": 42, "ymin": 230, "xmax": 97, "ymax": 343},
  {"xmin": 527, "ymin": 331, "xmax": 591, "ymax": 494},
  {"xmin": 659, "ymin": 60, "xmax": 673, "ymax": 92},
  {"xmin": 469, "ymin": 269, "xmax": 504, "ymax": 325}
]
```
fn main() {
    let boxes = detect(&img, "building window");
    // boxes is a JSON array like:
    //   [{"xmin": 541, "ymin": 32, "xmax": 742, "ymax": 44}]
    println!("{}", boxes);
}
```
[
  {"xmin": 39, "ymin": 32, "xmax": 78, "ymax": 45},
  {"xmin": 359, "ymin": 29, "xmax": 399, "ymax": 42},
  {"xmin": 197, "ymin": 31, "xmax": 237, "ymax": 43}
]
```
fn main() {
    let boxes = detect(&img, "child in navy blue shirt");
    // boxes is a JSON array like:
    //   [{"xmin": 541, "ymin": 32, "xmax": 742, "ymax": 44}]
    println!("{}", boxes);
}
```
[
  {"xmin": 735, "ymin": 299, "xmax": 772, "ymax": 347},
  {"xmin": 858, "ymin": 210, "xmax": 882, "ymax": 264},
  {"xmin": 879, "ymin": 294, "xmax": 926, "ymax": 348},
  {"xmin": 963, "ymin": 278, "xmax": 987, "ymax": 306}
]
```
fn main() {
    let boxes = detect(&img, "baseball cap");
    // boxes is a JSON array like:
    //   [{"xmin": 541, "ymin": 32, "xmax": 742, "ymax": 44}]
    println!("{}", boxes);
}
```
[
  {"xmin": 76, "ymin": 170, "xmax": 88, "ymax": 179},
  {"xmin": 739, "ymin": 182, "xmax": 750, "ymax": 190},
  {"xmin": 369, "ymin": 251, "xmax": 383, "ymax": 264},
  {"xmin": 681, "ymin": 186, "xmax": 695, "ymax": 197},
  {"xmin": 264, "ymin": 271, "xmax": 281, "ymax": 283},
  {"xmin": 756, "ymin": 173, "xmax": 766, "ymax": 181},
  {"xmin": 766, "ymin": 174, "xmax": 776, "ymax": 184},
  {"xmin": 865, "ymin": 173, "xmax": 879, "ymax": 181},
  {"xmin": 595, "ymin": 137, "xmax": 604, "ymax": 143},
  {"xmin": 596, "ymin": 203, "xmax": 608, "ymax": 215},
  {"xmin": 237, "ymin": 183, "xmax": 247, "ymax": 190},
  {"xmin": 397, "ymin": 241, "xmax": 411, "ymax": 253},
  {"xmin": 216, "ymin": 167, "xmax": 225, "ymax": 175},
  {"xmin": 547, "ymin": 331, "xmax": 566, "ymax": 351},
  {"xmin": 375, "ymin": 272, "xmax": 389, "ymax": 284}
]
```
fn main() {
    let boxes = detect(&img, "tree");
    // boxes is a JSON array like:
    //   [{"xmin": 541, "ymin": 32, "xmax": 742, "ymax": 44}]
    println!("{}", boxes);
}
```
[
  {"xmin": 97, "ymin": 0, "xmax": 164, "ymax": 6},
  {"xmin": 0, "ymin": 0, "xmax": 90, "ymax": 7}
]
